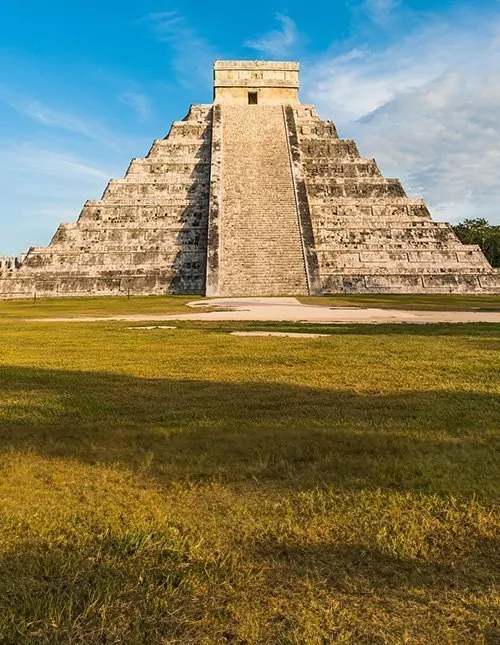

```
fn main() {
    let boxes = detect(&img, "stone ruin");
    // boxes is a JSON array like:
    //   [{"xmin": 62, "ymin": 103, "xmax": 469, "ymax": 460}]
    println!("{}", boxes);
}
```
[{"xmin": 1, "ymin": 60, "xmax": 499, "ymax": 298}]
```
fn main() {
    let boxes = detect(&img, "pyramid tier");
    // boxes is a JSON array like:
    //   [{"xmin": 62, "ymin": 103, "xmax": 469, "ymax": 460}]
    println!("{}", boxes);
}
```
[
  {"xmin": 290, "ymin": 105, "xmax": 499, "ymax": 293},
  {"xmin": 0, "ymin": 106, "xmax": 213, "ymax": 297},
  {"xmin": 1, "ymin": 89, "xmax": 499, "ymax": 298}
]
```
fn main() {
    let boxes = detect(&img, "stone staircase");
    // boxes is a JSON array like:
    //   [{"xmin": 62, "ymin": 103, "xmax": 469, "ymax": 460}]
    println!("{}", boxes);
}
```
[
  {"xmin": 216, "ymin": 105, "xmax": 308, "ymax": 296},
  {"xmin": 1, "ymin": 73, "xmax": 499, "ymax": 299}
]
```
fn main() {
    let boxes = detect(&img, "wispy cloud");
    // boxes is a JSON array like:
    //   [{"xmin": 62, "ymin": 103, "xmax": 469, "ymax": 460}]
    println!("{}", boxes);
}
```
[
  {"xmin": 119, "ymin": 92, "xmax": 151, "ymax": 121},
  {"xmin": 140, "ymin": 10, "xmax": 215, "ymax": 87},
  {"xmin": 245, "ymin": 14, "xmax": 299, "ymax": 58},
  {"xmin": 0, "ymin": 144, "xmax": 112, "ymax": 182},
  {"xmin": 303, "ymin": 8, "xmax": 500, "ymax": 224},
  {"xmin": 0, "ymin": 144, "xmax": 116, "ymax": 253},
  {"xmin": 0, "ymin": 91, "xmax": 122, "ymax": 149},
  {"xmin": 364, "ymin": 0, "xmax": 400, "ymax": 26}
]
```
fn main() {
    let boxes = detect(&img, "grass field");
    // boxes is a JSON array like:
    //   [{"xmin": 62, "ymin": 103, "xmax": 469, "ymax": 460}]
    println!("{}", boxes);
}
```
[
  {"xmin": 1, "ymin": 293, "xmax": 500, "ymax": 321},
  {"xmin": 0, "ymin": 295, "xmax": 197, "ymax": 320},
  {"xmin": 299, "ymin": 294, "xmax": 500, "ymax": 311},
  {"xmin": 0, "ymin": 301, "xmax": 499, "ymax": 643}
]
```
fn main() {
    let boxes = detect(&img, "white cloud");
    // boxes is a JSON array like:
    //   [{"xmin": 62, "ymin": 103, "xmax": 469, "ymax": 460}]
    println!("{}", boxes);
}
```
[
  {"xmin": 0, "ymin": 144, "xmax": 116, "ymax": 254},
  {"xmin": 0, "ymin": 144, "xmax": 111, "ymax": 182},
  {"xmin": 303, "ymin": 18, "xmax": 478, "ymax": 123},
  {"xmin": 245, "ymin": 14, "xmax": 298, "ymax": 58},
  {"xmin": 303, "ymin": 10, "xmax": 500, "ymax": 224},
  {"xmin": 143, "ymin": 10, "xmax": 183, "ymax": 34},
  {"xmin": 0, "ymin": 92, "xmax": 121, "ymax": 148},
  {"xmin": 140, "ymin": 11, "xmax": 215, "ymax": 87},
  {"xmin": 119, "ymin": 92, "xmax": 151, "ymax": 121},
  {"xmin": 354, "ymin": 70, "xmax": 500, "ymax": 222},
  {"xmin": 364, "ymin": 0, "xmax": 400, "ymax": 26}
]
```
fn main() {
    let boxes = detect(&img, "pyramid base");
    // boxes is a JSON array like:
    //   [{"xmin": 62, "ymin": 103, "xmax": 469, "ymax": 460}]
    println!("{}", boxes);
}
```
[{"xmin": 1, "ymin": 270, "xmax": 499, "ymax": 300}]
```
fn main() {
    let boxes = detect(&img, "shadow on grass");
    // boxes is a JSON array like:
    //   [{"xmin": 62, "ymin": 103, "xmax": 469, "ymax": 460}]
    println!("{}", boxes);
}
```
[
  {"xmin": 1, "ymin": 365, "xmax": 499, "ymax": 642},
  {"xmin": 0, "ymin": 527, "xmax": 210, "ymax": 643},
  {"xmin": 258, "ymin": 538, "xmax": 499, "ymax": 594},
  {"xmin": 1, "ymin": 365, "xmax": 499, "ymax": 496},
  {"xmin": 1, "ymin": 527, "xmax": 498, "ymax": 643}
]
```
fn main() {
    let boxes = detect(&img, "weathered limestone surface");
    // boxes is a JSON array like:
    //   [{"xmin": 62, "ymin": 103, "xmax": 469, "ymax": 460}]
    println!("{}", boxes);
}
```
[
  {"xmin": 0, "ymin": 105, "xmax": 213, "ymax": 298},
  {"xmin": 293, "ymin": 104, "xmax": 499, "ymax": 293},
  {"xmin": 1, "ymin": 60, "xmax": 499, "ymax": 298},
  {"xmin": 208, "ymin": 104, "xmax": 308, "ymax": 296},
  {"xmin": 213, "ymin": 60, "xmax": 300, "ymax": 106}
]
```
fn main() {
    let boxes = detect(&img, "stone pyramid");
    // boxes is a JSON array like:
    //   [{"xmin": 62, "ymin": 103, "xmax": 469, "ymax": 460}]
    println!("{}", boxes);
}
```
[{"xmin": 1, "ymin": 60, "xmax": 499, "ymax": 298}]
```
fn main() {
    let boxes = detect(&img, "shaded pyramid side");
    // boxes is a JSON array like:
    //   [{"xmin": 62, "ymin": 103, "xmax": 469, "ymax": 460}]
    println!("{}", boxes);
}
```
[
  {"xmin": 0, "ymin": 106, "xmax": 213, "ymax": 299},
  {"xmin": 292, "ymin": 105, "xmax": 500, "ymax": 294}
]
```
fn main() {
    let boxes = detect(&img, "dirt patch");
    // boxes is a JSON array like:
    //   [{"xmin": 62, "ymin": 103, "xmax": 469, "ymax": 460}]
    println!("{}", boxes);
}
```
[
  {"xmin": 127, "ymin": 326, "xmax": 177, "ymax": 330},
  {"xmin": 230, "ymin": 331, "xmax": 329, "ymax": 338}
]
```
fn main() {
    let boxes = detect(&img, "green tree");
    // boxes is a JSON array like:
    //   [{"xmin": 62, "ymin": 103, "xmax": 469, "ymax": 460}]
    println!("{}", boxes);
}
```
[{"xmin": 452, "ymin": 218, "xmax": 500, "ymax": 268}]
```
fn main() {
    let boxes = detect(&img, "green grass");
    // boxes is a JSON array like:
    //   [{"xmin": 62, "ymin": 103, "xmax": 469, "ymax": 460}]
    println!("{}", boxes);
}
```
[
  {"xmin": 299, "ymin": 294, "xmax": 500, "ymax": 311},
  {"xmin": 1, "ymin": 293, "xmax": 500, "ymax": 323},
  {"xmin": 0, "ymin": 313, "xmax": 499, "ymax": 643},
  {"xmin": 0, "ymin": 295, "xmax": 199, "ymax": 320}
]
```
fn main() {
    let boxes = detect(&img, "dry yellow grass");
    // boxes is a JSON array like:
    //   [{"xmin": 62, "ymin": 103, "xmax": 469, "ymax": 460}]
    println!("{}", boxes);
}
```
[
  {"xmin": 299, "ymin": 294, "xmax": 500, "ymax": 311},
  {"xmin": 0, "ymin": 307, "xmax": 499, "ymax": 643}
]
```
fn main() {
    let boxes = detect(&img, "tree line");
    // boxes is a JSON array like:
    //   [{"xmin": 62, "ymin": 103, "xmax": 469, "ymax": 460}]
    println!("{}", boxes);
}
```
[{"xmin": 452, "ymin": 219, "xmax": 500, "ymax": 268}]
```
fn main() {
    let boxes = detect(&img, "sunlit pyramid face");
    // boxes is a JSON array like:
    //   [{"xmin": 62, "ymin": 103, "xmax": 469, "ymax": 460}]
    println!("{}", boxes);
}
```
[{"xmin": 1, "ymin": 60, "xmax": 498, "ymax": 299}]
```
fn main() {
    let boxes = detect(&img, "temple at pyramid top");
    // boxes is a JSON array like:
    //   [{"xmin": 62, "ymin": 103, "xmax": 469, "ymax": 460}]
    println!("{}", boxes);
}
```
[
  {"xmin": 213, "ymin": 60, "xmax": 300, "ymax": 105},
  {"xmin": 1, "ymin": 59, "xmax": 499, "ymax": 298}
]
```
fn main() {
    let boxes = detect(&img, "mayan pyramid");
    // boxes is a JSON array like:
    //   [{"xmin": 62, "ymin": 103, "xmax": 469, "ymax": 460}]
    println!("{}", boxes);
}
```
[{"xmin": 1, "ymin": 60, "xmax": 499, "ymax": 298}]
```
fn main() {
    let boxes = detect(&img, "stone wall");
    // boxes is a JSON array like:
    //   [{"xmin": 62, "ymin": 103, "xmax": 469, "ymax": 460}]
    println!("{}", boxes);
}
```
[
  {"xmin": 0, "ymin": 255, "xmax": 25, "ymax": 271},
  {"xmin": 214, "ymin": 61, "xmax": 300, "ymax": 106}
]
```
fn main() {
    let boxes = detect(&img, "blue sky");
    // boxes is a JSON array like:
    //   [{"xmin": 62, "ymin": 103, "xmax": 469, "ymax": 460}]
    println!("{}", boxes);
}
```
[{"xmin": 1, "ymin": 0, "xmax": 500, "ymax": 254}]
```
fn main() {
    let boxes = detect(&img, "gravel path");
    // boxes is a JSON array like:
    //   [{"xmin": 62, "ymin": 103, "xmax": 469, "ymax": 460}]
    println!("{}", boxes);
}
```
[{"xmin": 28, "ymin": 297, "xmax": 500, "ymax": 324}]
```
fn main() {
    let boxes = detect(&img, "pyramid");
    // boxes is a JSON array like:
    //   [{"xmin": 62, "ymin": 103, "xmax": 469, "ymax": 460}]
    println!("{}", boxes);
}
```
[{"xmin": 1, "ymin": 60, "xmax": 499, "ymax": 298}]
